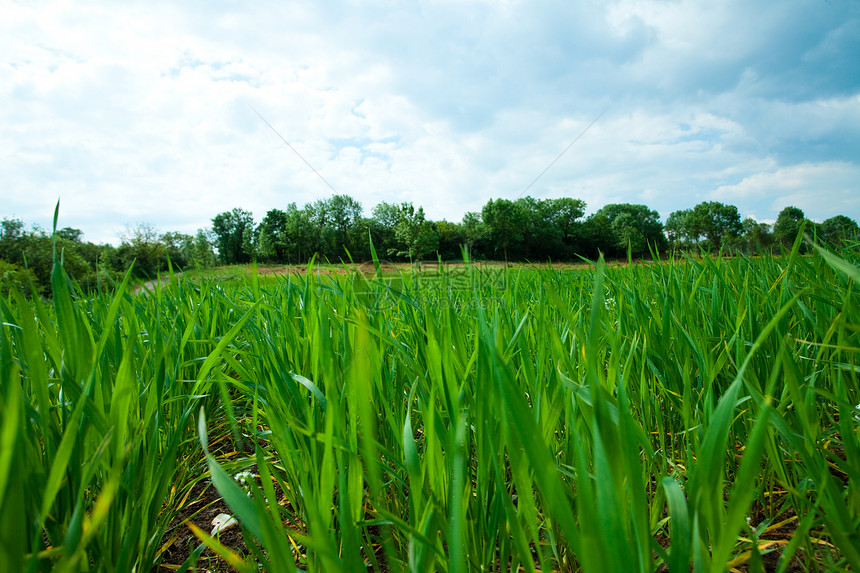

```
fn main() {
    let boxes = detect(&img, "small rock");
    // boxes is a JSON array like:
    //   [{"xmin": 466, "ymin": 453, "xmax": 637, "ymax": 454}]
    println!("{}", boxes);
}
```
[{"xmin": 211, "ymin": 513, "xmax": 238, "ymax": 535}]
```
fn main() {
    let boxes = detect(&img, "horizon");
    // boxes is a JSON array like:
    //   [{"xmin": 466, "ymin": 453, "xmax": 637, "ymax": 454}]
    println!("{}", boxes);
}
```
[{"xmin": 0, "ymin": 194, "xmax": 848, "ymax": 248}]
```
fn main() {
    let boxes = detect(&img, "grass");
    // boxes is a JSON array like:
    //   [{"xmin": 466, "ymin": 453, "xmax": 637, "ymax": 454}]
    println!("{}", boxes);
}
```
[{"xmin": 0, "ymin": 233, "xmax": 858, "ymax": 572}]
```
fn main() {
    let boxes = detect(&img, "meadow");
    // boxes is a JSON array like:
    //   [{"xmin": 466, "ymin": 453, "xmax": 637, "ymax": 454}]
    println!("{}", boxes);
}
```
[{"xmin": 1, "ymin": 236, "xmax": 858, "ymax": 572}]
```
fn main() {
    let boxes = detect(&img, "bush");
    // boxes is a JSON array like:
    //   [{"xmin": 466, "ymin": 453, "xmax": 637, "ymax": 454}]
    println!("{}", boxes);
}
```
[{"xmin": 0, "ymin": 260, "xmax": 39, "ymax": 297}]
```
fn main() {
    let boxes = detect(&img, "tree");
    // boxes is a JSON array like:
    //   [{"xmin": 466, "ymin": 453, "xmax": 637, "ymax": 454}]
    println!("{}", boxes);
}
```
[
  {"xmin": 75, "ymin": 240, "xmax": 106, "ymax": 269},
  {"xmin": 159, "ymin": 231, "xmax": 194, "ymax": 269},
  {"xmin": 0, "ymin": 218, "xmax": 25, "ymax": 262},
  {"xmin": 686, "ymin": 201, "xmax": 743, "ymax": 250},
  {"xmin": 212, "ymin": 208, "xmax": 255, "ymax": 265},
  {"xmin": 591, "ymin": 203, "xmax": 667, "ymax": 257},
  {"xmin": 393, "ymin": 203, "xmax": 438, "ymax": 261},
  {"xmin": 0, "ymin": 259, "xmax": 37, "ymax": 297},
  {"xmin": 287, "ymin": 204, "xmax": 319, "ymax": 263},
  {"xmin": 819, "ymin": 215, "xmax": 858, "ymax": 245},
  {"xmin": 187, "ymin": 229, "xmax": 217, "ymax": 269},
  {"xmin": 581, "ymin": 212, "xmax": 614, "ymax": 258},
  {"xmin": 241, "ymin": 223, "xmax": 258, "ymax": 261},
  {"xmin": 257, "ymin": 208, "xmax": 289, "ymax": 263},
  {"xmin": 56, "ymin": 227, "xmax": 84, "ymax": 243},
  {"xmin": 461, "ymin": 212, "xmax": 487, "ymax": 259},
  {"xmin": 370, "ymin": 201, "xmax": 402, "ymax": 258},
  {"xmin": 665, "ymin": 209, "xmax": 691, "ymax": 248},
  {"xmin": 0, "ymin": 218, "xmax": 24, "ymax": 242},
  {"xmin": 740, "ymin": 217, "xmax": 774, "ymax": 254},
  {"xmin": 548, "ymin": 197, "xmax": 587, "ymax": 258},
  {"xmin": 515, "ymin": 197, "xmax": 564, "ymax": 260},
  {"xmin": 612, "ymin": 213, "xmax": 649, "ymax": 254},
  {"xmin": 482, "ymin": 198, "xmax": 527, "ymax": 261},
  {"xmin": 119, "ymin": 223, "xmax": 166, "ymax": 277},
  {"xmin": 773, "ymin": 206, "xmax": 806, "ymax": 247},
  {"xmin": 436, "ymin": 220, "xmax": 466, "ymax": 260},
  {"xmin": 16, "ymin": 230, "xmax": 95, "ymax": 292},
  {"xmin": 308, "ymin": 195, "xmax": 364, "ymax": 260}
]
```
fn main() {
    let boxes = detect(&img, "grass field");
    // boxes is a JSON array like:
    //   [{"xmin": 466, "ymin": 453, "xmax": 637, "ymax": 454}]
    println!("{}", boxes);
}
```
[{"xmin": 1, "ymin": 237, "xmax": 858, "ymax": 572}]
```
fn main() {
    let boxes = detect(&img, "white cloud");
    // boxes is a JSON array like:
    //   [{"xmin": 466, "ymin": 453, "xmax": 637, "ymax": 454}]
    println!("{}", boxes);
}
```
[
  {"xmin": 713, "ymin": 162, "xmax": 860, "ymax": 221},
  {"xmin": 1, "ymin": 0, "xmax": 858, "ymax": 244}
]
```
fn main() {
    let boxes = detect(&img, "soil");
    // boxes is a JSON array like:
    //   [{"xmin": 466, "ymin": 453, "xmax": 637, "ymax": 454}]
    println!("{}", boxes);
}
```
[{"xmin": 156, "ymin": 477, "xmax": 254, "ymax": 572}]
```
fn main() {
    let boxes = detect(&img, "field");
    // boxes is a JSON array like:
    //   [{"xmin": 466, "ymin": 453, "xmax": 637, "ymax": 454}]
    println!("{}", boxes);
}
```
[{"xmin": 1, "ymin": 239, "xmax": 859, "ymax": 572}]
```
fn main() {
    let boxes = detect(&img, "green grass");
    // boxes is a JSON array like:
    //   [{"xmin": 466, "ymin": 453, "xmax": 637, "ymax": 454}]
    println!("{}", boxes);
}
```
[{"xmin": 1, "ymin": 235, "xmax": 858, "ymax": 572}]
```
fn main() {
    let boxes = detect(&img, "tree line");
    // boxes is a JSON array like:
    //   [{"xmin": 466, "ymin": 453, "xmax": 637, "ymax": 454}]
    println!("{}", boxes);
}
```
[
  {"xmin": 1, "ymin": 196, "xmax": 856, "ymax": 296},
  {"xmin": 0, "ymin": 219, "xmax": 216, "ymax": 297},
  {"xmin": 211, "ymin": 196, "xmax": 857, "ymax": 265}
]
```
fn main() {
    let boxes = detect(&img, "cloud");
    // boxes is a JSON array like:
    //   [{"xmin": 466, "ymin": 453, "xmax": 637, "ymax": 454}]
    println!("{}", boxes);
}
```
[
  {"xmin": 713, "ymin": 162, "xmax": 860, "ymax": 221},
  {"xmin": 1, "ymin": 0, "xmax": 858, "ymax": 244}
]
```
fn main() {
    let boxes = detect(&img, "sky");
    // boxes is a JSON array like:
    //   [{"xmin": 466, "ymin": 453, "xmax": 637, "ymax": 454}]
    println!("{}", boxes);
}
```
[{"xmin": 2, "ymin": 0, "xmax": 859, "ymax": 245}]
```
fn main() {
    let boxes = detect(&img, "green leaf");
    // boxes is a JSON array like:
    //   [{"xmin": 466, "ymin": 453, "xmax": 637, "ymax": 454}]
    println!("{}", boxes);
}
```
[
  {"xmin": 197, "ymin": 407, "xmax": 263, "ymax": 541},
  {"xmin": 661, "ymin": 477, "xmax": 691, "ymax": 573}
]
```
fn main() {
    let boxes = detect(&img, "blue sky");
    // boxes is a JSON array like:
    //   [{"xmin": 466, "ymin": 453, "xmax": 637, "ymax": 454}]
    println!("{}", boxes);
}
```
[{"xmin": 2, "ymin": 0, "xmax": 858, "ymax": 244}]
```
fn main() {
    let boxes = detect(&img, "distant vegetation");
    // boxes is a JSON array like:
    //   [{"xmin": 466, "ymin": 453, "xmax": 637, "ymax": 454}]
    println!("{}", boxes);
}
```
[
  {"xmin": 0, "ymin": 219, "xmax": 217, "ymax": 297},
  {"xmin": 1, "ymin": 196, "xmax": 856, "ymax": 295}
]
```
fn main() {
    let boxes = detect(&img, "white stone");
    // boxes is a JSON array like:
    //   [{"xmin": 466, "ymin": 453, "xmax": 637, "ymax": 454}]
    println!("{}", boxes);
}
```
[{"xmin": 211, "ymin": 513, "xmax": 239, "ymax": 535}]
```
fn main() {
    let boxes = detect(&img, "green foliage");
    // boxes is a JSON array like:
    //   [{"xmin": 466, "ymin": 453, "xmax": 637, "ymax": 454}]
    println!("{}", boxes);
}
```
[
  {"xmin": 478, "ymin": 195, "xmax": 587, "ymax": 260},
  {"xmin": 312, "ymin": 194, "xmax": 365, "ymax": 260},
  {"xmin": 435, "ymin": 220, "xmax": 467, "ymax": 260},
  {"xmin": 370, "ymin": 201, "xmax": 401, "ymax": 254},
  {"xmin": 371, "ymin": 201, "xmax": 444, "ymax": 262},
  {"xmin": 159, "ymin": 231, "xmax": 193, "ymax": 269},
  {"xmin": 0, "ymin": 218, "xmax": 25, "ymax": 261},
  {"xmin": 820, "ymin": 215, "xmax": 859, "ymax": 246},
  {"xmin": 669, "ymin": 204, "xmax": 777, "ymax": 255},
  {"xmin": 257, "ymin": 203, "xmax": 319, "ymax": 264},
  {"xmin": 257, "ymin": 208, "xmax": 290, "ymax": 262},
  {"xmin": 591, "ymin": 203, "xmax": 667, "ymax": 256},
  {"xmin": 0, "ymin": 260, "xmax": 36, "ymax": 297},
  {"xmin": 550, "ymin": 196, "xmax": 587, "ymax": 251},
  {"xmin": 187, "ymin": 229, "xmax": 218, "ymax": 269},
  {"xmin": 0, "ymin": 219, "xmax": 107, "ymax": 295},
  {"xmin": 3, "ymin": 240, "xmax": 859, "ymax": 571},
  {"xmin": 461, "ymin": 211, "xmax": 487, "ymax": 259},
  {"xmin": 686, "ymin": 201, "xmax": 744, "ymax": 250},
  {"xmin": 391, "ymin": 203, "xmax": 438, "ymax": 260},
  {"xmin": 111, "ymin": 224, "xmax": 215, "ymax": 279},
  {"xmin": 212, "ymin": 208, "xmax": 256, "ymax": 265},
  {"xmin": 117, "ymin": 223, "xmax": 166, "ymax": 277},
  {"xmin": 481, "ymin": 198, "xmax": 527, "ymax": 260},
  {"xmin": 739, "ymin": 217, "xmax": 774, "ymax": 253},
  {"xmin": 665, "ymin": 209, "xmax": 691, "ymax": 247},
  {"xmin": 774, "ymin": 205, "xmax": 806, "ymax": 247},
  {"xmin": 5, "ymin": 199, "xmax": 857, "ymax": 300},
  {"xmin": 1, "ymin": 214, "xmax": 219, "ymax": 296},
  {"xmin": 55, "ymin": 227, "xmax": 84, "ymax": 242}
]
